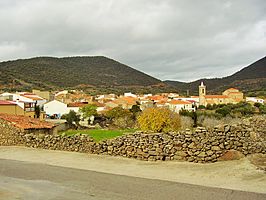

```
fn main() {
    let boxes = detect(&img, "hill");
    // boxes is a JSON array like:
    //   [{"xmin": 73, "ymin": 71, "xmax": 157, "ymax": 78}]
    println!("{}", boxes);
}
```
[
  {"xmin": 0, "ymin": 56, "xmax": 166, "ymax": 93},
  {"xmin": 164, "ymin": 56, "xmax": 266, "ymax": 96}
]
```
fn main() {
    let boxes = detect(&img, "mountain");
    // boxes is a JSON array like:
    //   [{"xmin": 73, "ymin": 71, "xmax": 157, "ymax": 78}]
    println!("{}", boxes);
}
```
[
  {"xmin": 1, "ymin": 55, "xmax": 265, "ymax": 95},
  {"xmin": 0, "ymin": 56, "xmax": 166, "ymax": 93},
  {"xmin": 164, "ymin": 56, "xmax": 266, "ymax": 95}
]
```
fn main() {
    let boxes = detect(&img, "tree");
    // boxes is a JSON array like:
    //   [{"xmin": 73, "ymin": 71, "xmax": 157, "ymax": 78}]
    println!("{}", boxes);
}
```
[
  {"xmin": 79, "ymin": 104, "xmax": 98, "ymax": 118},
  {"xmin": 105, "ymin": 107, "xmax": 132, "ymax": 119},
  {"xmin": 215, "ymin": 106, "xmax": 231, "ymax": 117},
  {"xmin": 34, "ymin": 105, "xmax": 41, "ymax": 118},
  {"xmin": 137, "ymin": 107, "xmax": 181, "ymax": 133},
  {"xmin": 64, "ymin": 110, "xmax": 80, "ymax": 126},
  {"xmin": 105, "ymin": 107, "xmax": 135, "ymax": 128},
  {"xmin": 198, "ymin": 105, "xmax": 206, "ymax": 109},
  {"xmin": 191, "ymin": 111, "xmax": 198, "ymax": 127},
  {"xmin": 254, "ymin": 102, "xmax": 262, "ymax": 108},
  {"xmin": 130, "ymin": 104, "xmax": 142, "ymax": 119}
]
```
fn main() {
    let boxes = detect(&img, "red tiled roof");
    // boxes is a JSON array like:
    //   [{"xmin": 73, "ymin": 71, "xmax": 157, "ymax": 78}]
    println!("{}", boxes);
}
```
[
  {"xmin": 187, "ymin": 100, "xmax": 196, "ymax": 103},
  {"xmin": 226, "ymin": 88, "xmax": 238, "ymax": 91},
  {"xmin": 169, "ymin": 100, "xmax": 191, "ymax": 105},
  {"xmin": 67, "ymin": 102, "xmax": 88, "ymax": 107},
  {"xmin": 0, "ymin": 113, "xmax": 55, "ymax": 129},
  {"xmin": 116, "ymin": 97, "xmax": 137, "ymax": 104},
  {"xmin": 226, "ymin": 92, "xmax": 242, "ymax": 94},
  {"xmin": 21, "ymin": 94, "xmax": 43, "ymax": 100},
  {"xmin": 149, "ymin": 96, "xmax": 166, "ymax": 101},
  {"xmin": 92, "ymin": 102, "xmax": 105, "ymax": 107},
  {"xmin": 204, "ymin": 95, "xmax": 228, "ymax": 99},
  {"xmin": 0, "ymin": 100, "xmax": 16, "ymax": 105}
]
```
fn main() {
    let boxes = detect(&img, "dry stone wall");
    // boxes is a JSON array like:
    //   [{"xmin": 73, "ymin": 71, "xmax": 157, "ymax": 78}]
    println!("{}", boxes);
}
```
[
  {"xmin": 0, "ymin": 119, "xmax": 25, "ymax": 146},
  {"xmin": 0, "ymin": 116, "xmax": 265, "ymax": 163}
]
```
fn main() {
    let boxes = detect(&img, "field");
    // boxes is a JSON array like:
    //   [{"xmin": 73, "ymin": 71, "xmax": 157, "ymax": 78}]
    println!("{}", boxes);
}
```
[{"xmin": 61, "ymin": 129, "xmax": 134, "ymax": 142}]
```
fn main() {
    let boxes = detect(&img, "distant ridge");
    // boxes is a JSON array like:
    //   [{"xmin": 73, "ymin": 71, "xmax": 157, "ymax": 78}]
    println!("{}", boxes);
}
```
[
  {"xmin": 0, "ymin": 55, "xmax": 265, "ymax": 95},
  {"xmin": 0, "ymin": 56, "xmax": 163, "ymax": 92},
  {"xmin": 164, "ymin": 56, "xmax": 266, "ymax": 95}
]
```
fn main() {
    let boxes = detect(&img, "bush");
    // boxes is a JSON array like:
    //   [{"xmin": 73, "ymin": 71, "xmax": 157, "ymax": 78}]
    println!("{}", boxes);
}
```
[
  {"xmin": 79, "ymin": 104, "xmax": 98, "ymax": 118},
  {"xmin": 180, "ymin": 116, "xmax": 193, "ymax": 129},
  {"xmin": 254, "ymin": 102, "xmax": 266, "ymax": 114},
  {"xmin": 113, "ymin": 116, "xmax": 135, "ymax": 129},
  {"xmin": 201, "ymin": 116, "xmax": 221, "ymax": 129},
  {"xmin": 105, "ymin": 107, "xmax": 132, "ymax": 119},
  {"xmin": 137, "ymin": 107, "xmax": 181, "ymax": 133},
  {"xmin": 198, "ymin": 105, "xmax": 206, "ymax": 109},
  {"xmin": 105, "ymin": 107, "xmax": 135, "ymax": 128},
  {"xmin": 64, "ymin": 110, "xmax": 80, "ymax": 126},
  {"xmin": 215, "ymin": 106, "xmax": 231, "ymax": 117}
]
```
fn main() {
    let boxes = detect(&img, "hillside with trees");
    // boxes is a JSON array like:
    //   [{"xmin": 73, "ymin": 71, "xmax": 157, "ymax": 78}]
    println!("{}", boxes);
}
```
[
  {"xmin": 0, "ymin": 56, "xmax": 166, "ymax": 93},
  {"xmin": 164, "ymin": 56, "xmax": 266, "ymax": 95}
]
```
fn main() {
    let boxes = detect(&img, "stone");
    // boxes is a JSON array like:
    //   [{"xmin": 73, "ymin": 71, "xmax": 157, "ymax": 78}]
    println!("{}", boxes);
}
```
[
  {"xmin": 218, "ymin": 150, "xmax": 244, "ymax": 161},
  {"xmin": 211, "ymin": 146, "xmax": 221, "ymax": 151},
  {"xmin": 198, "ymin": 152, "xmax": 206, "ymax": 157},
  {"xmin": 206, "ymin": 150, "xmax": 214, "ymax": 156},
  {"xmin": 175, "ymin": 151, "xmax": 187, "ymax": 157},
  {"xmin": 188, "ymin": 142, "xmax": 196, "ymax": 149}
]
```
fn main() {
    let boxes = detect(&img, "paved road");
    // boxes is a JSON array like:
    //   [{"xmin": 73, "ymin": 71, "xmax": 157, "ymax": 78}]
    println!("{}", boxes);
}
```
[{"xmin": 0, "ymin": 159, "xmax": 265, "ymax": 200}]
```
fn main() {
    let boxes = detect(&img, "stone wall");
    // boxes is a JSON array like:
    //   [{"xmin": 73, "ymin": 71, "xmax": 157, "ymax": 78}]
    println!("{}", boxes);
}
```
[
  {"xmin": 0, "ymin": 116, "xmax": 265, "ymax": 163},
  {"xmin": 0, "ymin": 119, "xmax": 25, "ymax": 146}
]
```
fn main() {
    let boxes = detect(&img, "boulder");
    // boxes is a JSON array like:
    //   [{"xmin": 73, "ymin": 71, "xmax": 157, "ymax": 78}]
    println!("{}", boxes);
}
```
[{"xmin": 218, "ymin": 150, "xmax": 244, "ymax": 161}]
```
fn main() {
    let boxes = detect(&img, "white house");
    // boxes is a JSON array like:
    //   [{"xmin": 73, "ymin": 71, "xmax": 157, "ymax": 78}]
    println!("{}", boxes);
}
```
[
  {"xmin": 246, "ymin": 97, "xmax": 265, "ymax": 104},
  {"xmin": 167, "ymin": 100, "xmax": 195, "ymax": 113},
  {"xmin": 43, "ymin": 100, "xmax": 68, "ymax": 118},
  {"xmin": 124, "ymin": 92, "xmax": 137, "ymax": 98},
  {"xmin": 0, "ymin": 92, "xmax": 47, "ymax": 107}
]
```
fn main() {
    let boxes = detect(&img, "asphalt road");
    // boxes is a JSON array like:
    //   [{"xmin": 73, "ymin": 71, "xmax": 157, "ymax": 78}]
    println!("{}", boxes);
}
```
[{"xmin": 0, "ymin": 159, "xmax": 265, "ymax": 200}]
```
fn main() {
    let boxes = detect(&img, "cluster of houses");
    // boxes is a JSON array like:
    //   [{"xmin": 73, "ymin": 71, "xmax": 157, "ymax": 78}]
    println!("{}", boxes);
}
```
[{"xmin": 0, "ymin": 83, "xmax": 264, "ymax": 120}]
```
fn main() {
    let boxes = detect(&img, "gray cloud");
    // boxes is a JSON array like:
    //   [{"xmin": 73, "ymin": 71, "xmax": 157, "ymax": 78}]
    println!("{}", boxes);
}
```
[{"xmin": 0, "ymin": 0, "xmax": 265, "ymax": 82}]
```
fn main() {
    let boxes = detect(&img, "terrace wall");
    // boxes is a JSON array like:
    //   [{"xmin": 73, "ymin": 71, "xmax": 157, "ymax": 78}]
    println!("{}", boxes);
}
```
[{"xmin": 0, "ymin": 116, "xmax": 265, "ymax": 163}]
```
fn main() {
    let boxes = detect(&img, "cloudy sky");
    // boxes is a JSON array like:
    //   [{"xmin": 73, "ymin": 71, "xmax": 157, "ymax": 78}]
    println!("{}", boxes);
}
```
[{"xmin": 0, "ymin": 0, "xmax": 265, "ymax": 82}]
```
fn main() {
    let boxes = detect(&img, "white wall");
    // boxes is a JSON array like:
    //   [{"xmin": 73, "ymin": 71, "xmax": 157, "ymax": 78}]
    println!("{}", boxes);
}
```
[
  {"xmin": 43, "ymin": 100, "xmax": 68, "ymax": 117},
  {"xmin": 169, "ymin": 103, "xmax": 194, "ymax": 113}
]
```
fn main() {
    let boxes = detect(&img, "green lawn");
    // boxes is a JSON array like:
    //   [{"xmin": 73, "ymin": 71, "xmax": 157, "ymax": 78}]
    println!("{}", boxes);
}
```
[{"xmin": 61, "ymin": 129, "xmax": 134, "ymax": 142}]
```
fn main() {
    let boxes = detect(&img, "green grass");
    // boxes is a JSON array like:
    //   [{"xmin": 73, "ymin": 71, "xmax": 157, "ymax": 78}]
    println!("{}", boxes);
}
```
[{"xmin": 61, "ymin": 129, "xmax": 134, "ymax": 142}]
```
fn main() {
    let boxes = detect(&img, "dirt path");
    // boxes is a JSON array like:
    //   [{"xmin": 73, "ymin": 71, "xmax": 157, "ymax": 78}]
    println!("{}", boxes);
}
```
[{"xmin": 0, "ymin": 146, "xmax": 265, "ymax": 194}]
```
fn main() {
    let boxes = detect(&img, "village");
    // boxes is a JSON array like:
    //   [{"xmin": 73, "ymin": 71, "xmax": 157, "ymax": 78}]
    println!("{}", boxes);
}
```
[{"xmin": 0, "ymin": 82, "xmax": 264, "ymax": 123}]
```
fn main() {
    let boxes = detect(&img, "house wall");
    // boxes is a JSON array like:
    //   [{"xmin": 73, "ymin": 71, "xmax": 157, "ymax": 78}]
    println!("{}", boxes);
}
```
[
  {"xmin": 205, "ymin": 97, "xmax": 230, "ymax": 105},
  {"xmin": 169, "ymin": 104, "xmax": 194, "ymax": 112},
  {"xmin": 43, "ymin": 100, "xmax": 68, "ymax": 117},
  {"xmin": 24, "ymin": 111, "xmax": 36, "ymax": 118},
  {"xmin": 0, "ymin": 105, "xmax": 24, "ymax": 115},
  {"xmin": 227, "ymin": 93, "xmax": 244, "ymax": 102},
  {"xmin": 32, "ymin": 90, "xmax": 54, "ymax": 101}
]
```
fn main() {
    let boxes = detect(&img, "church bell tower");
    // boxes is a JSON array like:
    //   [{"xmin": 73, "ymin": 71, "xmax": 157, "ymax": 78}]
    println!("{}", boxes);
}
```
[{"xmin": 199, "ymin": 82, "xmax": 206, "ymax": 106}]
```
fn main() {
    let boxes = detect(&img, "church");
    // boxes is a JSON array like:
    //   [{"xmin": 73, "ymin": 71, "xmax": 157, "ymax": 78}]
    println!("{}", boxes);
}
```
[{"xmin": 199, "ymin": 82, "xmax": 244, "ymax": 106}]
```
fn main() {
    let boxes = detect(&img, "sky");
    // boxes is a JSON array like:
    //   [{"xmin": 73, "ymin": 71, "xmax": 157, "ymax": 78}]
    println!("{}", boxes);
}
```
[{"xmin": 0, "ymin": 0, "xmax": 266, "ymax": 82}]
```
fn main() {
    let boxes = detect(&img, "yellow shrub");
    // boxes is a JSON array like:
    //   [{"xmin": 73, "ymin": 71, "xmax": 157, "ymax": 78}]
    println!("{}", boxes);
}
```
[{"xmin": 137, "ymin": 107, "xmax": 181, "ymax": 133}]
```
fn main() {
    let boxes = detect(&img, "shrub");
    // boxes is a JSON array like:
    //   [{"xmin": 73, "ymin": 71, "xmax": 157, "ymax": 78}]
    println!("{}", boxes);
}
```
[
  {"xmin": 198, "ymin": 105, "xmax": 206, "ymax": 109},
  {"xmin": 105, "ymin": 107, "xmax": 135, "ymax": 128},
  {"xmin": 64, "ymin": 110, "xmax": 80, "ymax": 126},
  {"xmin": 215, "ymin": 106, "xmax": 231, "ymax": 117},
  {"xmin": 79, "ymin": 104, "xmax": 98, "ymax": 118},
  {"xmin": 180, "ymin": 116, "xmax": 193, "ymax": 129},
  {"xmin": 113, "ymin": 116, "xmax": 135, "ymax": 129},
  {"xmin": 232, "ymin": 102, "xmax": 254, "ymax": 116},
  {"xmin": 137, "ymin": 107, "xmax": 181, "ymax": 133},
  {"xmin": 105, "ymin": 107, "xmax": 132, "ymax": 119},
  {"xmin": 201, "ymin": 116, "xmax": 221, "ymax": 129}
]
